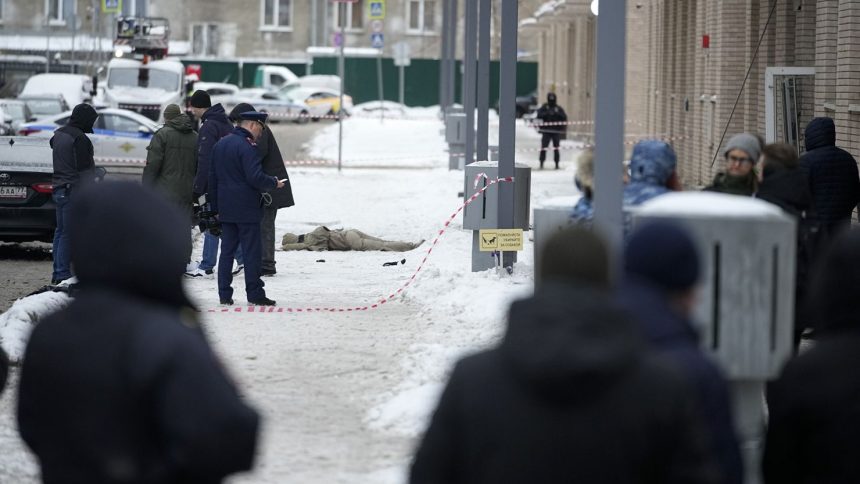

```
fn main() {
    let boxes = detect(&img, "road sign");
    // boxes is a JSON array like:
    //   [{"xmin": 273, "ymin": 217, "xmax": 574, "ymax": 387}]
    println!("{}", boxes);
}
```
[
  {"xmin": 369, "ymin": 0, "xmax": 386, "ymax": 20},
  {"xmin": 102, "ymin": 0, "xmax": 121, "ymax": 13},
  {"xmin": 333, "ymin": 31, "xmax": 343, "ymax": 47},
  {"xmin": 371, "ymin": 19, "xmax": 384, "ymax": 33},
  {"xmin": 479, "ymin": 229, "xmax": 524, "ymax": 252},
  {"xmin": 393, "ymin": 42, "xmax": 411, "ymax": 66},
  {"xmin": 371, "ymin": 32, "xmax": 384, "ymax": 49}
]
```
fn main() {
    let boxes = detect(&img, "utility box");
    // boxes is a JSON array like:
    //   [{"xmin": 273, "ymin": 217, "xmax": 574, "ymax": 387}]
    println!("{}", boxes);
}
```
[
  {"xmin": 634, "ymin": 192, "xmax": 797, "ymax": 379},
  {"xmin": 445, "ymin": 107, "xmax": 466, "ymax": 170},
  {"xmin": 463, "ymin": 161, "xmax": 531, "ymax": 231}
]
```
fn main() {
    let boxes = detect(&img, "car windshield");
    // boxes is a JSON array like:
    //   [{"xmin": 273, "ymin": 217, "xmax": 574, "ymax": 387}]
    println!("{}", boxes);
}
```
[
  {"xmin": 1, "ymin": 104, "xmax": 26, "ymax": 120},
  {"xmin": 24, "ymin": 100, "xmax": 64, "ymax": 116},
  {"xmin": 108, "ymin": 67, "xmax": 180, "ymax": 91}
]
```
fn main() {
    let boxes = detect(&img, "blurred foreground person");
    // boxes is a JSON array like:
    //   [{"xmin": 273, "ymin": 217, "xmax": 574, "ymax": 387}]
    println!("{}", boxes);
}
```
[
  {"xmin": 410, "ymin": 227, "xmax": 719, "ymax": 484},
  {"xmin": 621, "ymin": 222, "xmax": 743, "ymax": 484},
  {"xmin": 763, "ymin": 228, "xmax": 860, "ymax": 484},
  {"xmin": 17, "ymin": 182, "xmax": 260, "ymax": 483}
]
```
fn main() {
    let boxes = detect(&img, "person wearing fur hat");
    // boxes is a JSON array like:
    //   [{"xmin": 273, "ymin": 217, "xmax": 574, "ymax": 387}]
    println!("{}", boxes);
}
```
[
  {"xmin": 143, "ymin": 104, "xmax": 199, "ymax": 269},
  {"xmin": 705, "ymin": 133, "xmax": 761, "ymax": 196}
]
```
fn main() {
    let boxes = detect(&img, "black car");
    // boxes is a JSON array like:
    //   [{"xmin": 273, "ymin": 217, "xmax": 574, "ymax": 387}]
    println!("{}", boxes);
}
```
[
  {"xmin": 495, "ymin": 90, "xmax": 538, "ymax": 118},
  {"xmin": 0, "ymin": 137, "xmax": 56, "ymax": 242}
]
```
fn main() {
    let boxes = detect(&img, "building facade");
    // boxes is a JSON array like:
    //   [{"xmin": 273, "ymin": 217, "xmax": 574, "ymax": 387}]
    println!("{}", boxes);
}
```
[{"xmin": 529, "ymin": 0, "xmax": 860, "ymax": 188}]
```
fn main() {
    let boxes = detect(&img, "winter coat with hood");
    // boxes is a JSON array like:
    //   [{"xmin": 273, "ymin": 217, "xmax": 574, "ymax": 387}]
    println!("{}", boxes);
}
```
[
  {"xmin": 50, "ymin": 103, "xmax": 98, "ymax": 188},
  {"xmin": 17, "ymin": 182, "xmax": 260, "ymax": 484},
  {"xmin": 763, "ymin": 228, "xmax": 860, "ymax": 484},
  {"xmin": 536, "ymin": 95, "xmax": 568, "ymax": 135},
  {"xmin": 799, "ymin": 117, "xmax": 860, "ymax": 226},
  {"xmin": 192, "ymin": 103, "xmax": 233, "ymax": 195},
  {"xmin": 410, "ymin": 282, "xmax": 720, "ymax": 484},
  {"xmin": 619, "ymin": 279, "xmax": 743, "ymax": 484},
  {"xmin": 143, "ymin": 113, "xmax": 198, "ymax": 207},
  {"xmin": 622, "ymin": 141, "xmax": 677, "ymax": 236}
]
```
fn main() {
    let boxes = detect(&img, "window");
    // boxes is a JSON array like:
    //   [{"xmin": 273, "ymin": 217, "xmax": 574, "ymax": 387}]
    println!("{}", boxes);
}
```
[
  {"xmin": 46, "ymin": 0, "xmax": 73, "ymax": 25},
  {"xmin": 191, "ymin": 23, "xmax": 221, "ymax": 57},
  {"xmin": 102, "ymin": 114, "xmax": 144, "ymax": 134},
  {"xmin": 261, "ymin": 0, "xmax": 292, "ymax": 30},
  {"xmin": 408, "ymin": 0, "xmax": 436, "ymax": 33},
  {"xmin": 334, "ymin": 1, "xmax": 363, "ymax": 30},
  {"xmin": 121, "ymin": 0, "xmax": 149, "ymax": 17}
]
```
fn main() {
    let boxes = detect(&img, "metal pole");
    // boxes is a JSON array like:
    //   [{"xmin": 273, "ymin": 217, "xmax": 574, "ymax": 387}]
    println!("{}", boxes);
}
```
[
  {"xmin": 498, "ymin": 0, "xmax": 517, "ymax": 271},
  {"xmin": 447, "ymin": 0, "xmax": 458, "ymax": 108},
  {"xmin": 593, "ymin": 1, "xmax": 627, "ymax": 253},
  {"xmin": 46, "ymin": 13, "xmax": 52, "ymax": 73},
  {"xmin": 439, "ymin": 0, "xmax": 450, "ymax": 108},
  {"xmin": 377, "ymin": 49, "xmax": 384, "ymax": 122},
  {"xmin": 337, "ymin": 15, "xmax": 345, "ymax": 173},
  {"xmin": 399, "ymin": 65, "xmax": 405, "ymax": 105},
  {"xmin": 463, "ymin": 0, "xmax": 477, "ymax": 166},
  {"xmin": 476, "ymin": 0, "xmax": 491, "ymax": 161},
  {"xmin": 311, "ymin": 0, "xmax": 318, "ymax": 47}
]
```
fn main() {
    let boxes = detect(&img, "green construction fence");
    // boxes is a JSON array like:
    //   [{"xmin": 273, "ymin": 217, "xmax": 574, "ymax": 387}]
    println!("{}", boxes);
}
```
[{"xmin": 181, "ymin": 57, "xmax": 537, "ymax": 108}]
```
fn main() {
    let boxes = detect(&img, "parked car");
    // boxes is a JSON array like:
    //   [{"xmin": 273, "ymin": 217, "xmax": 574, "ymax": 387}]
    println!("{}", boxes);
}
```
[
  {"xmin": 18, "ymin": 107, "xmax": 158, "ymax": 179},
  {"xmin": 19, "ymin": 94, "xmax": 70, "ymax": 119},
  {"xmin": 495, "ymin": 90, "xmax": 538, "ymax": 118},
  {"xmin": 279, "ymin": 86, "xmax": 353, "ymax": 118},
  {"xmin": 193, "ymin": 81, "xmax": 240, "ymax": 106},
  {"xmin": 223, "ymin": 88, "xmax": 312, "ymax": 124},
  {"xmin": 0, "ymin": 136, "xmax": 57, "ymax": 242},
  {"xmin": 19, "ymin": 73, "xmax": 95, "ymax": 108},
  {"xmin": 280, "ymin": 75, "xmax": 342, "ymax": 93},
  {"xmin": 0, "ymin": 100, "xmax": 36, "ymax": 134}
]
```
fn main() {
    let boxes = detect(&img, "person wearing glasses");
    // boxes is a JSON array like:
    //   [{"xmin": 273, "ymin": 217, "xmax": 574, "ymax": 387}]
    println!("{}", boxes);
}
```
[
  {"xmin": 705, "ymin": 133, "xmax": 762, "ymax": 196},
  {"xmin": 208, "ymin": 111, "xmax": 285, "ymax": 306}
]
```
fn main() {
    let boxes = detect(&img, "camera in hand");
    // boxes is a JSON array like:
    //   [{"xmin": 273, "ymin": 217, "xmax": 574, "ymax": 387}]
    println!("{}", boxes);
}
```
[{"xmin": 192, "ymin": 195, "xmax": 222, "ymax": 237}]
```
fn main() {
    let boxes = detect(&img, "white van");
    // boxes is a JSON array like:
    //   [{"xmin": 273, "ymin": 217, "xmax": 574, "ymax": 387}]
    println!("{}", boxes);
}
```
[{"xmin": 19, "ymin": 74, "xmax": 95, "ymax": 108}]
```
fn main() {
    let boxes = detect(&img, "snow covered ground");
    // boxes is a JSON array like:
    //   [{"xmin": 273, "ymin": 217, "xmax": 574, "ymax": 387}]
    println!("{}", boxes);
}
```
[{"xmin": 0, "ymin": 107, "xmax": 582, "ymax": 483}]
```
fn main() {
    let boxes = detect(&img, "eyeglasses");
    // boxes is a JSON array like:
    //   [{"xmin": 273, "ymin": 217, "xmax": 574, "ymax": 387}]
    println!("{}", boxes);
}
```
[{"xmin": 727, "ymin": 154, "xmax": 753, "ymax": 165}]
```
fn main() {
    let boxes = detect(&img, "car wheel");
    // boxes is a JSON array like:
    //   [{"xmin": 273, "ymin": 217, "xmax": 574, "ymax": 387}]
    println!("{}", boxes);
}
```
[{"xmin": 295, "ymin": 110, "xmax": 310, "ymax": 124}]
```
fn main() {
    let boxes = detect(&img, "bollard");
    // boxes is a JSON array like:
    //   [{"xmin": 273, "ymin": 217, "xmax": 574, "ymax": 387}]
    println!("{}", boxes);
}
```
[{"xmin": 445, "ymin": 106, "xmax": 466, "ymax": 170}]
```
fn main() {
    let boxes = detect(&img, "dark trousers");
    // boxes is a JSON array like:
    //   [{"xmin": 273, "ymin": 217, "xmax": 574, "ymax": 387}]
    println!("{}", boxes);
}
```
[
  {"xmin": 218, "ymin": 222, "xmax": 265, "ymax": 302},
  {"xmin": 51, "ymin": 186, "xmax": 72, "ymax": 282},
  {"xmin": 539, "ymin": 133, "xmax": 561, "ymax": 166},
  {"xmin": 261, "ymin": 207, "xmax": 277, "ymax": 273}
]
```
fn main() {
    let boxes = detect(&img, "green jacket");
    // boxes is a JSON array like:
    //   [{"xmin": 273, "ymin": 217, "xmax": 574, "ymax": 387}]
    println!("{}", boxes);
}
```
[
  {"xmin": 143, "ymin": 114, "xmax": 198, "ymax": 207},
  {"xmin": 704, "ymin": 171, "xmax": 758, "ymax": 197}
]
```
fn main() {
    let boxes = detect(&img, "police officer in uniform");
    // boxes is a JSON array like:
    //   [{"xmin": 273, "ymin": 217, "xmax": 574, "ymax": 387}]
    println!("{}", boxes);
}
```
[{"xmin": 208, "ymin": 111, "xmax": 284, "ymax": 306}]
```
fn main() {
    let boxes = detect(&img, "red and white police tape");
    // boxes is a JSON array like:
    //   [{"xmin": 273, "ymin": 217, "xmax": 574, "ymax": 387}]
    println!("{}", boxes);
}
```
[{"xmin": 204, "ymin": 175, "xmax": 515, "ymax": 314}]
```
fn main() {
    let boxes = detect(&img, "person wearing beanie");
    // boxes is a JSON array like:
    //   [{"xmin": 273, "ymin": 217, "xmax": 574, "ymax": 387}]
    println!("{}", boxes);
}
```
[
  {"xmin": 535, "ymin": 92, "xmax": 568, "ymax": 169},
  {"xmin": 143, "ymin": 104, "xmax": 199, "ymax": 270},
  {"xmin": 412, "ymin": 226, "xmax": 720, "ymax": 484},
  {"xmin": 49, "ymin": 102, "xmax": 99, "ymax": 285},
  {"xmin": 764, "ymin": 228, "xmax": 860, "ymax": 484},
  {"xmin": 621, "ymin": 140, "xmax": 680, "ymax": 238},
  {"xmin": 17, "ymin": 182, "xmax": 260, "ymax": 483},
  {"xmin": 188, "ymin": 89, "xmax": 243, "ymax": 277},
  {"xmin": 230, "ymin": 103, "xmax": 294, "ymax": 276},
  {"xmin": 705, "ymin": 133, "xmax": 761, "ymax": 196},
  {"xmin": 619, "ymin": 221, "xmax": 743, "ymax": 484}
]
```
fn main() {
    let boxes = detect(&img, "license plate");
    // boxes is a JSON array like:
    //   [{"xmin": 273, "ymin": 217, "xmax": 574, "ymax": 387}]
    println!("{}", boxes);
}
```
[{"xmin": 0, "ymin": 186, "xmax": 27, "ymax": 199}]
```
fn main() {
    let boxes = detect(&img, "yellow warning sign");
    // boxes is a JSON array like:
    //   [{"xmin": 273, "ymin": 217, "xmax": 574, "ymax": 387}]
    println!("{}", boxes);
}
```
[{"xmin": 479, "ymin": 229, "xmax": 524, "ymax": 252}]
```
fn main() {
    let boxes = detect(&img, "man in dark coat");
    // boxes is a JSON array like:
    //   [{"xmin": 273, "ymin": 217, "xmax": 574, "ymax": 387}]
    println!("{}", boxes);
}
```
[
  {"xmin": 209, "ymin": 111, "xmax": 283, "ymax": 306},
  {"xmin": 757, "ymin": 143, "xmax": 816, "ymax": 345},
  {"xmin": 143, "ymin": 104, "xmax": 198, "ymax": 270},
  {"xmin": 799, "ymin": 117, "xmax": 860, "ymax": 238},
  {"xmin": 620, "ymin": 221, "xmax": 743, "ymax": 484},
  {"xmin": 229, "ymin": 103, "xmax": 294, "ymax": 277},
  {"xmin": 17, "ymin": 182, "xmax": 260, "ymax": 483},
  {"xmin": 763, "ymin": 228, "xmax": 860, "ymax": 484},
  {"xmin": 49, "ymin": 103, "xmax": 98, "ymax": 285},
  {"xmin": 410, "ymin": 227, "xmax": 720, "ymax": 484},
  {"xmin": 535, "ymin": 92, "xmax": 567, "ymax": 170},
  {"xmin": 189, "ymin": 90, "xmax": 242, "ymax": 276}
]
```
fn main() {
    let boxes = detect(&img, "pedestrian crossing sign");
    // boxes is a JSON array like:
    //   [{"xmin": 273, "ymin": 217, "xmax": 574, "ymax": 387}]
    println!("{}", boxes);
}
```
[
  {"xmin": 102, "ymin": 0, "xmax": 121, "ymax": 13},
  {"xmin": 369, "ymin": 0, "xmax": 385, "ymax": 20}
]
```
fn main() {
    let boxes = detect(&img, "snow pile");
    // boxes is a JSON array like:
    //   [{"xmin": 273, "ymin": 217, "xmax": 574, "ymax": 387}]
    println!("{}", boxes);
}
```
[
  {"xmin": 0, "ymin": 291, "xmax": 71, "ymax": 362},
  {"xmin": 636, "ymin": 191, "xmax": 789, "ymax": 219}
]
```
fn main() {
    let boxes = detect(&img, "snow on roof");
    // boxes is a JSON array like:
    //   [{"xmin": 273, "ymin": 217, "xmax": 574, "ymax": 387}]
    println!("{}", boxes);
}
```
[
  {"xmin": 519, "ymin": 17, "xmax": 538, "ymax": 27},
  {"xmin": 635, "ymin": 192, "xmax": 789, "ymax": 220},
  {"xmin": 0, "ymin": 34, "xmax": 189, "ymax": 55},
  {"xmin": 534, "ymin": 0, "xmax": 558, "ymax": 17},
  {"xmin": 307, "ymin": 46, "xmax": 382, "ymax": 58}
]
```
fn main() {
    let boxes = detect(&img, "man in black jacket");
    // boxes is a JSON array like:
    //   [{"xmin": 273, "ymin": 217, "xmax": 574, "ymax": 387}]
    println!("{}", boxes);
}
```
[
  {"xmin": 764, "ymin": 228, "xmax": 860, "ymax": 484},
  {"xmin": 17, "ymin": 182, "xmax": 260, "ymax": 483},
  {"xmin": 229, "ymin": 103, "xmax": 295, "ymax": 277},
  {"xmin": 49, "ymin": 103, "xmax": 98, "ymax": 285},
  {"xmin": 535, "ymin": 92, "xmax": 567, "ymax": 170},
  {"xmin": 189, "ymin": 90, "xmax": 243, "ymax": 276},
  {"xmin": 411, "ymin": 227, "xmax": 719, "ymax": 484},
  {"xmin": 799, "ymin": 117, "xmax": 860, "ymax": 240}
]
